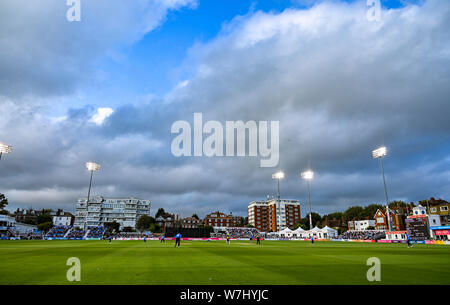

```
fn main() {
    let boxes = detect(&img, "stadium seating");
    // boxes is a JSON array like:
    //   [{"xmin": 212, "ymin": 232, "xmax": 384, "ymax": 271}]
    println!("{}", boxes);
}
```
[
  {"xmin": 45, "ymin": 225, "xmax": 71, "ymax": 238},
  {"xmin": 86, "ymin": 226, "xmax": 105, "ymax": 238},
  {"xmin": 338, "ymin": 230, "xmax": 385, "ymax": 240},
  {"xmin": 67, "ymin": 229, "xmax": 86, "ymax": 239},
  {"xmin": 212, "ymin": 227, "xmax": 260, "ymax": 238}
]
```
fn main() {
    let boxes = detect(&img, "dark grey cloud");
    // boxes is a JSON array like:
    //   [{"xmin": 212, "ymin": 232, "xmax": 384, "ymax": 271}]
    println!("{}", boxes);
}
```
[{"xmin": 1, "ymin": 0, "xmax": 450, "ymax": 218}]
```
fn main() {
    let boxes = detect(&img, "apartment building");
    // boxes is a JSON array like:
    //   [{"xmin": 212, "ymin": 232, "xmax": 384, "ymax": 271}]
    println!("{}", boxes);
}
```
[
  {"xmin": 248, "ymin": 198, "xmax": 301, "ymax": 232},
  {"xmin": 74, "ymin": 196, "xmax": 151, "ymax": 229}
]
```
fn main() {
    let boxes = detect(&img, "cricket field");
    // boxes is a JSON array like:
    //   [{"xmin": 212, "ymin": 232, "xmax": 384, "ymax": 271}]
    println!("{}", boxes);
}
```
[{"xmin": 0, "ymin": 240, "xmax": 449, "ymax": 285}]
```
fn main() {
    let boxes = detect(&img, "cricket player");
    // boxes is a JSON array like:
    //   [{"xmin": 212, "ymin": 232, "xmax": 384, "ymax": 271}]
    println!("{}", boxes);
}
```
[
  {"xmin": 175, "ymin": 233, "xmax": 182, "ymax": 247},
  {"xmin": 406, "ymin": 233, "xmax": 412, "ymax": 248}
]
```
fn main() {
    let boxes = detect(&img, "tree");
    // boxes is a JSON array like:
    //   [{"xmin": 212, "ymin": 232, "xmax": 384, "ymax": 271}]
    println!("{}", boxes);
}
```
[
  {"xmin": 155, "ymin": 208, "xmax": 166, "ymax": 219},
  {"xmin": 294, "ymin": 221, "xmax": 308, "ymax": 230},
  {"xmin": 149, "ymin": 223, "xmax": 161, "ymax": 233},
  {"xmin": 236, "ymin": 216, "xmax": 245, "ymax": 227},
  {"xmin": 104, "ymin": 221, "xmax": 120, "ymax": 234},
  {"xmin": 37, "ymin": 213, "xmax": 52, "ymax": 225},
  {"xmin": 0, "ymin": 193, "xmax": 8, "ymax": 210},
  {"xmin": 304, "ymin": 212, "xmax": 322, "ymax": 228},
  {"xmin": 324, "ymin": 212, "xmax": 344, "ymax": 220},
  {"xmin": 244, "ymin": 216, "xmax": 249, "ymax": 226},
  {"xmin": 362, "ymin": 204, "xmax": 384, "ymax": 218},
  {"xmin": 23, "ymin": 218, "xmax": 37, "ymax": 225},
  {"xmin": 136, "ymin": 215, "xmax": 154, "ymax": 232},
  {"xmin": 389, "ymin": 201, "xmax": 408, "ymax": 209},
  {"xmin": 344, "ymin": 206, "xmax": 364, "ymax": 221},
  {"xmin": 191, "ymin": 213, "xmax": 199, "ymax": 220},
  {"xmin": 37, "ymin": 222, "xmax": 53, "ymax": 232}
]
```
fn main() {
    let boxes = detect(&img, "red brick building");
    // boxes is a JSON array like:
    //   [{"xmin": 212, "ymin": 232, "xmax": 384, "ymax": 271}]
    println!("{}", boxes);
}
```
[
  {"xmin": 248, "ymin": 201, "xmax": 270, "ymax": 232},
  {"xmin": 204, "ymin": 211, "xmax": 240, "ymax": 227},
  {"xmin": 374, "ymin": 208, "xmax": 405, "ymax": 231},
  {"xmin": 180, "ymin": 216, "xmax": 203, "ymax": 228}
]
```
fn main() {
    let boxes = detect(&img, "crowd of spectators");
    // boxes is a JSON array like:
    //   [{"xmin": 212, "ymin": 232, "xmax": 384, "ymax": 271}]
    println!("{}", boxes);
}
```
[
  {"xmin": 45, "ymin": 225, "xmax": 71, "ymax": 238},
  {"xmin": 0, "ymin": 229, "xmax": 16, "ymax": 239},
  {"xmin": 110, "ymin": 232, "xmax": 149, "ymax": 239},
  {"xmin": 25, "ymin": 232, "xmax": 43, "ymax": 240},
  {"xmin": 67, "ymin": 229, "xmax": 86, "ymax": 239},
  {"xmin": 338, "ymin": 230, "xmax": 385, "ymax": 240},
  {"xmin": 212, "ymin": 227, "xmax": 260, "ymax": 238},
  {"xmin": 86, "ymin": 226, "xmax": 105, "ymax": 238}
]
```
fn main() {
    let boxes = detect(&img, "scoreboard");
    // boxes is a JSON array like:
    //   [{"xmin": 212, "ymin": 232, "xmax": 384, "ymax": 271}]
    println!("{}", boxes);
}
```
[{"xmin": 406, "ymin": 217, "xmax": 430, "ymax": 241}]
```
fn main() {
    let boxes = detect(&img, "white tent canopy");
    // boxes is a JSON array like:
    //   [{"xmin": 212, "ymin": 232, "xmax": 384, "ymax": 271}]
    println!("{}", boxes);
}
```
[
  {"xmin": 276, "ymin": 226, "xmax": 338, "ymax": 239},
  {"xmin": 280, "ymin": 228, "xmax": 293, "ymax": 233},
  {"xmin": 279, "ymin": 227, "xmax": 294, "ymax": 237}
]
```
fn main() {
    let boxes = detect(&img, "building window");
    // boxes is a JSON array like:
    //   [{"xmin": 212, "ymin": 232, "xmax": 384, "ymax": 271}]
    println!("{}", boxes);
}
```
[{"xmin": 440, "ymin": 206, "xmax": 449, "ymax": 212}]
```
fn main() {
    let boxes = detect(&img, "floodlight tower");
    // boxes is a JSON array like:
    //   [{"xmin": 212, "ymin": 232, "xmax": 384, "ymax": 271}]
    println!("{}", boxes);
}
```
[
  {"xmin": 84, "ymin": 162, "xmax": 101, "ymax": 231},
  {"xmin": 372, "ymin": 146, "xmax": 392, "ymax": 232},
  {"xmin": 301, "ymin": 170, "xmax": 314, "ymax": 230},
  {"xmin": 0, "ymin": 143, "xmax": 13, "ymax": 160},
  {"xmin": 272, "ymin": 171, "xmax": 285, "ymax": 232}
]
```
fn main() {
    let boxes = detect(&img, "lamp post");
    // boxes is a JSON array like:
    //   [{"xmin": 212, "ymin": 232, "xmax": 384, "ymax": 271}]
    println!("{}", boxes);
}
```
[
  {"xmin": 272, "ymin": 171, "xmax": 285, "ymax": 232},
  {"xmin": 372, "ymin": 146, "xmax": 392, "ymax": 232},
  {"xmin": 85, "ymin": 162, "xmax": 101, "ymax": 231},
  {"xmin": 301, "ymin": 170, "xmax": 314, "ymax": 230},
  {"xmin": 0, "ymin": 143, "xmax": 13, "ymax": 160}
]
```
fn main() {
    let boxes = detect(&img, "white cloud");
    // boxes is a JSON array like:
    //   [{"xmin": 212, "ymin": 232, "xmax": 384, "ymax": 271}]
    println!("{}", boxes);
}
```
[{"xmin": 90, "ymin": 107, "xmax": 114, "ymax": 125}]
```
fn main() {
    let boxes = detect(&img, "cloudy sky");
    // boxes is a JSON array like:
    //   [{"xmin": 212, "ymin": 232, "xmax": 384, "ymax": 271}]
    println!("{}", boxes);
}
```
[{"xmin": 0, "ymin": 0, "xmax": 449, "ymax": 218}]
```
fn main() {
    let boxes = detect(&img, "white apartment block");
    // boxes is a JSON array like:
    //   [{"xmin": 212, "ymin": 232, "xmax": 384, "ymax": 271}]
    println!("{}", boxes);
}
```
[
  {"xmin": 52, "ymin": 215, "xmax": 72, "ymax": 226},
  {"xmin": 74, "ymin": 196, "xmax": 151, "ymax": 230}
]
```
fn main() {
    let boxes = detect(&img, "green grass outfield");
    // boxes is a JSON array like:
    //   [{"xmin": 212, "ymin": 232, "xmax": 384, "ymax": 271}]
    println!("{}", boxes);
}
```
[{"xmin": 0, "ymin": 240, "xmax": 449, "ymax": 285}]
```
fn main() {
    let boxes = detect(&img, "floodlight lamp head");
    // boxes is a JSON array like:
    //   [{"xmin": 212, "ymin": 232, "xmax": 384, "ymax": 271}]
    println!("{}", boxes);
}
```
[
  {"xmin": 0, "ymin": 143, "xmax": 13, "ymax": 154},
  {"xmin": 86, "ymin": 162, "xmax": 101, "ymax": 171},
  {"xmin": 301, "ymin": 170, "xmax": 314, "ymax": 180},
  {"xmin": 272, "ymin": 171, "xmax": 285, "ymax": 180},
  {"xmin": 372, "ymin": 147, "xmax": 387, "ymax": 159}
]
